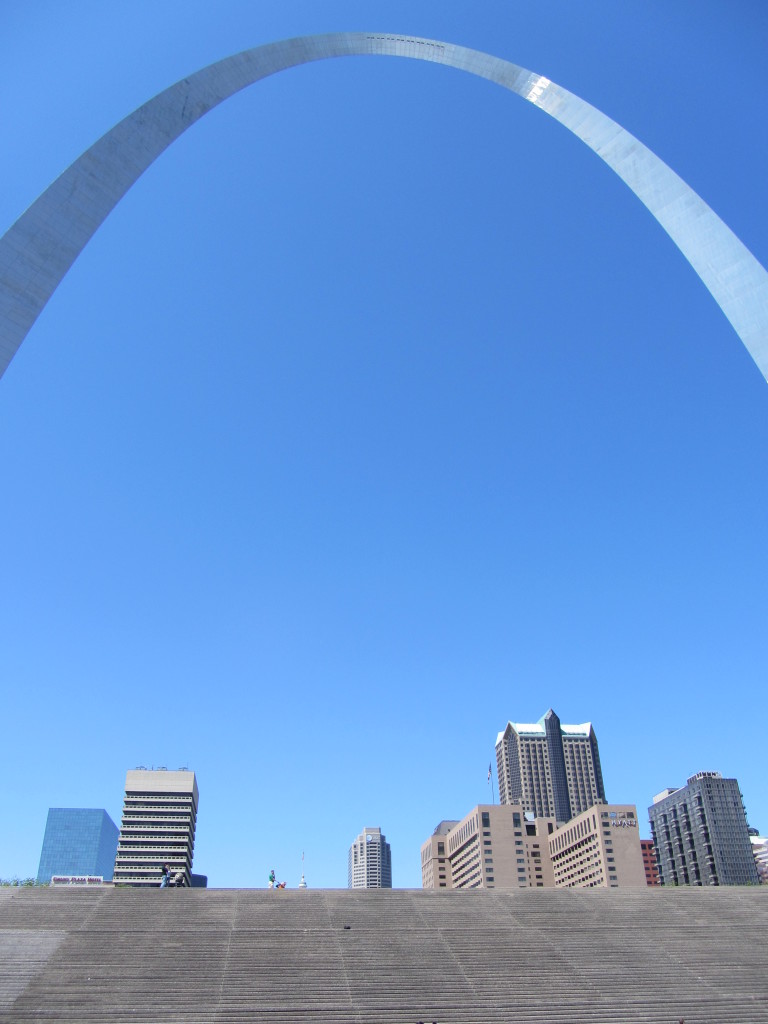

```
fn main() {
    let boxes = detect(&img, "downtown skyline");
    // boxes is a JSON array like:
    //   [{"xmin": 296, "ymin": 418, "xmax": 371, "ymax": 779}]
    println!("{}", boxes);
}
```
[{"xmin": 0, "ymin": 1, "xmax": 766, "ymax": 888}]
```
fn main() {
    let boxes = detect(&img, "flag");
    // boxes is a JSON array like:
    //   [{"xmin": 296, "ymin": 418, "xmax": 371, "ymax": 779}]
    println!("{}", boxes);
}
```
[{"xmin": 487, "ymin": 763, "xmax": 492, "ymax": 783}]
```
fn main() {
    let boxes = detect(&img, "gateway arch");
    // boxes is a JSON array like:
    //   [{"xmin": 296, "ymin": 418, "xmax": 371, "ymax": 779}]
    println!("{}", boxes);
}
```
[{"xmin": 1, "ymin": 32, "xmax": 767, "ymax": 383}]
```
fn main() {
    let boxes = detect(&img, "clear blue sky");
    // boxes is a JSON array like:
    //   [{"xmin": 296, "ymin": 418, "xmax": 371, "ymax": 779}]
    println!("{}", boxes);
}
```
[{"xmin": 1, "ymin": 1, "xmax": 766, "ymax": 888}]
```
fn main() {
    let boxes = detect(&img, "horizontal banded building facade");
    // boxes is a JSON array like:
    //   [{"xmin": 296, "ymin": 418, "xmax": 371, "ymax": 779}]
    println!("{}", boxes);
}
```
[{"xmin": 113, "ymin": 769, "xmax": 198, "ymax": 887}]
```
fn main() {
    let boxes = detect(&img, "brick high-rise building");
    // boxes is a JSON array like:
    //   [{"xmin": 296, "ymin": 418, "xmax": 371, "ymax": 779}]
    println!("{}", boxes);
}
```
[
  {"xmin": 640, "ymin": 839, "xmax": 660, "ymax": 886},
  {"xmin": 495, "ymin": 708, "xmax": 606, "ymax": 822}
]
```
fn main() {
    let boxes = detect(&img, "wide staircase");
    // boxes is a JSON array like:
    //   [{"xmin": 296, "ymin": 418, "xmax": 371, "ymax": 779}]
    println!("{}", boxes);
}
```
[{"xmin": 1, "ymin": 886, "xmax": 767, "ymax": 1023}]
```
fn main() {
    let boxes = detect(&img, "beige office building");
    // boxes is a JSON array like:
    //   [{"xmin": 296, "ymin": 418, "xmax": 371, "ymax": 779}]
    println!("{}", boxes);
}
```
[
  {"xmin": 113, "ymin": 769, "xmax": 198, "ymax": 888},
  {"xmin": 548, "ymin": 804, "xmax": 646, "ymax": 889},
  {"xmin": 421, "ymin": 820, "xmax": 458, "ymax": 889},
  {"xmin": 421, "ymin": 804, "xmax": 556, "ymax": 890}
]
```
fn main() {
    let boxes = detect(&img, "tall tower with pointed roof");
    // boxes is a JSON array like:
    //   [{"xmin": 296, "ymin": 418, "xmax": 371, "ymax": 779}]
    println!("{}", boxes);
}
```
[{"xmin": 495, "ymin": 709, "xmax": 605, "ymax": 822}]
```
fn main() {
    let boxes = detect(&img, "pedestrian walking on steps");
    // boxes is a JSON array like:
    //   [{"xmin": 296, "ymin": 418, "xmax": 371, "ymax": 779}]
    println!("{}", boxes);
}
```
[
  {"xmin": 159, "ymin": 863, "xmax": 171, "ymax": 888},
  {"xmin": 268, "ymin": 869, "xmax": 276, "ymax": 889}
]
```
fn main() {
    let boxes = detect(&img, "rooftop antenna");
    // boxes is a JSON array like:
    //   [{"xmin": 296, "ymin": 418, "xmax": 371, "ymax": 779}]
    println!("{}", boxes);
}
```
[{"xmin": 298, "ymin": 850, "xmax": 307, "ymax": 889}]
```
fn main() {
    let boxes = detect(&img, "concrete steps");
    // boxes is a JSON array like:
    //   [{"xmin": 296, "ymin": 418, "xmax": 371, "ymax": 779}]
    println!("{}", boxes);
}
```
[{"xmin": 1, "ymin": 887, "xmax": 767, "ymax": 1022}]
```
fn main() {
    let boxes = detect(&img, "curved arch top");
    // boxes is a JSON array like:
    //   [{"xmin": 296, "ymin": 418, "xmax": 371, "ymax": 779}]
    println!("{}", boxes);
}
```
[{"xmin": 1, "ymin": 32, "xmax": 767, "ymax": 381}]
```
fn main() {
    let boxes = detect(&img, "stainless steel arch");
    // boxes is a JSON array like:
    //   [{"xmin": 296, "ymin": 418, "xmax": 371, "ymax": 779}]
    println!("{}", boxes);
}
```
[{"xmin": 1, "ymin": 32, "xmax": 767, "ymax": 382}]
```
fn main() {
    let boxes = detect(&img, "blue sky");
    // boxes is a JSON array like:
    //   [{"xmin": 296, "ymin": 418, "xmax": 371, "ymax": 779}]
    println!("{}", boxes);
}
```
[{"xmin": 1, "ymin": 1, "xmax": 766, "ymax": 888}]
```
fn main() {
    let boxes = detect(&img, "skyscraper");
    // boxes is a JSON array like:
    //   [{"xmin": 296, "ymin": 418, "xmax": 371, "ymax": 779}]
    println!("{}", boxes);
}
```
[
  {"xmin": 36, "ymin": 808, "xmax": 118, "ymax": 883},
  {"xmin": 348, "ymin": 827, "xmax": 392, "ymax": 889},
  {"xmin": 112, "ymin": 769, "xmax": 198, "ymax": 888},
  {"xmin": 495, "ymin": 708, "xmax": 606, "ymax": 822},
  {"xmin": 648, "ymin": 771, "xmax": 758, "ymax": 887}
]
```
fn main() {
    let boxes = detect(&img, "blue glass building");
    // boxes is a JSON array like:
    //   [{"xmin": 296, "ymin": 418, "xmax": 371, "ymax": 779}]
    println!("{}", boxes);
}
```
[{"xmin": 37, "ymin": 808, "xmax": 119, "ymax": 883}]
